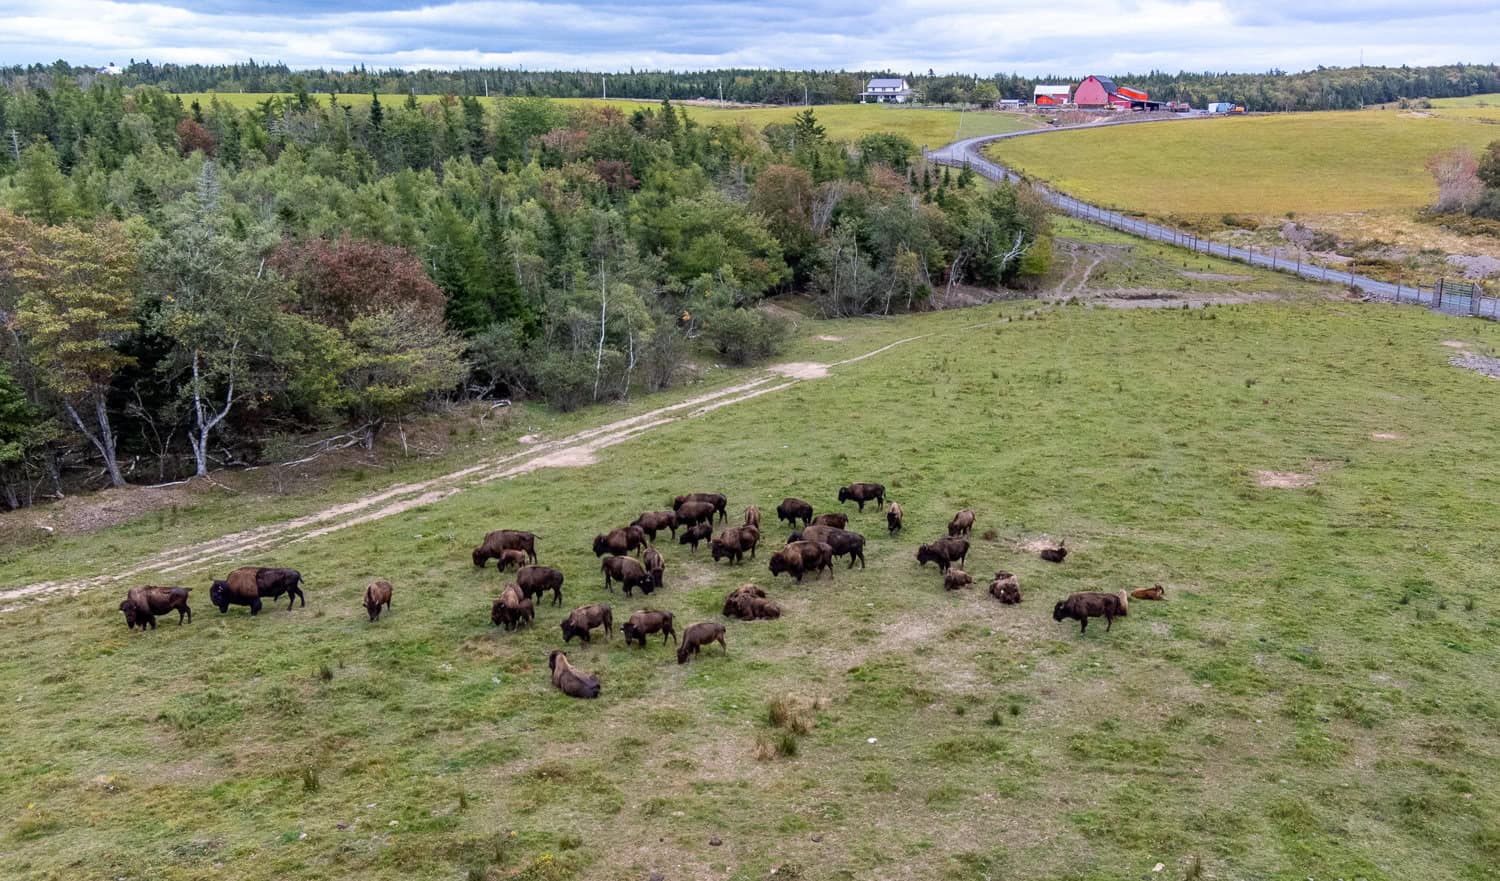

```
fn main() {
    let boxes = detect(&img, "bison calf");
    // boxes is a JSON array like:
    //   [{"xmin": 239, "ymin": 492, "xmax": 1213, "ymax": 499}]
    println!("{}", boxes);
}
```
[
  {"xmin": 495, "ymin": 549, "xmax": 530, "ymax": 572},
  {"xmin": 943, "ymin": 568, "xmax": 974, "ymax": 591},
  {"xmin": 677, "ymin": 622, "xmax": 728, "ymax": 664},
  {"xmin": 622, "ymin": 610, "xmax": 677, "ymax": 648},
  {"xmin": 1039, "ymin": 539, "xmax": 1068, "ymax": 563},
  {"xmin": 364, "ymin": 580, "xmax": 393, "ymax": 621},
  {"xmin": 678, "ymin": 522, "xmax": 712, "ymax": 551},
  {"xmin": 549, "ymin": 650, "xmax": 600, "ymax": 699},
  {"xmin": 119, "ymin": 586, "xmax": 193, "ymax": 630},
  {"xmin": 887, "ymin": 502, "xmax": 904, "ymax": 535},
  {"xmin": 1130, "ymin": 585, "xmax": 1166, "ymax": 601},
  {"xmin": 561, "ymin": 603, "xmax": 614, "ymax": 643},
  {"xmin": 643, "ymin": 547, "xmax": 665, "ymax": 590},
  {"xmin": 1053, "ymin": 591, "xmax": 1128, "ymax": 633}
]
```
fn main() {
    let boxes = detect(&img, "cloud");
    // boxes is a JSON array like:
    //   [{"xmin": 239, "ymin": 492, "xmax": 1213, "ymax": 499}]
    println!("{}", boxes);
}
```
[{"xmin": 0, "ymin": 0, "xmax": 1493, "ymax": 73}]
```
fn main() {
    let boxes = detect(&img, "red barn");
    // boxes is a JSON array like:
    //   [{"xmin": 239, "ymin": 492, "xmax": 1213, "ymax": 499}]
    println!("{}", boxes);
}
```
[{"xmin": 1073, "ymin": 76, "xmax": 1154, "ymax": 109}]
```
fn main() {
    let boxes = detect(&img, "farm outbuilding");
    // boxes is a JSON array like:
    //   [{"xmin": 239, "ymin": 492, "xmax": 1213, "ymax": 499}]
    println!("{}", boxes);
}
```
[
  {"xmin": 1073, "ymin": 76, "xmax": 1163, "ymax": 110},
  {"xmin": 1033, "ymin": 84, "xmax": 1072, "ymax": 105}
]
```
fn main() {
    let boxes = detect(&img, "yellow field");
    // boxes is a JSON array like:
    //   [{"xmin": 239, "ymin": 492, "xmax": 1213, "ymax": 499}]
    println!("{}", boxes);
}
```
[{"xmin": 179, "ymin": 92, "xmax": 1038, "ymax": 145}]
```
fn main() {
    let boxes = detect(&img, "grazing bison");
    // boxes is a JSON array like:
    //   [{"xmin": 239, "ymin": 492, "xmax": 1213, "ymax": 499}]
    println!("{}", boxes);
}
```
[
  {"xmin": 943, "ymin": 568, "xmax": 974, "ymax": 591},
  {"xmin": 674, "ymin": 492, "xmax": 728, "ymax": 523},
  {"xmin": 593, "ymin": 526, "xmax": 647, "ymax": 558},
  {"xmin": 711, "ymin": 525, "xmax": 761, "ymax": 565},
  {"xmin": 887, "ymin": 502, "xmax": 904, "ymax": 535},
  {"xmin": 1131, "ymin": 585, "xmax": 1166, "ymax": 601},
  {"xmin": 674, "ymin": 499, "xmax": 717, "ymax": 526},
  {"xmin": 798, "ymin": 524, "xmax": 865, "ymax": 569},
  {"xmin": 549, "ymin": 650, "xmax": 600, "ymax": 699},
  {"xmin": 989, "ymin": 572, "xmax": 1021, "ymax": 604},
  {"xmin": 472, "ymin": 530, "xmax": 538, "ymax": 567},
  {"xmin": 915, "ymin": 537, "xmax": 969, "ymax": 572},
  {"xmin": 631, "ymin": 511, "xmax": 678, "ymax": 543},
  {"xmin": 776, "ymin": 497, "xmax": 814, "ymax": 528},
  {"xmin": 948, "ymin": 509, "xmax": 975, "ymax": 537},
  {"xmin": 119, "ymin": 586, "xmax": 192, "ymax": 630},
  {"xmin": 677, "ymin": 622, "xmax": 727, "ymax": 664},
  {"xmin": 622, "ymin": 610, "xmax": 677, "ymax": 648},
  {"xmin": 678, "ymin": 522, "xmax": 713, "ymax": 551},
  {"xmin": 211, "ymin": 566, "xmax": 305, "ymax": 615},
  {"xmin": 743, "ymin": 505, "xmax": 761, "ymax": 528},
  {"xmin": 495, "ymin": 549, "xmax": 530, "ymax": 572},
  {"xmin": 602, "ymin": 555, "xmax": 654, "ymax": 596},
  {"xmin": 1053, "ymin": 591, "xmax": 1128, "ymax": 633},
  {"xmin": 561, "ymin": 603, "xmax": 613, "ymax": 643},
  {"xmin": 838, "ymin": 482, "xmax": 885, "ymax": 512},
  {"xmin": 1039, "ymin": 539, "xmax": 1068, "ymax": 563},
  {"xmin": 810, "ymin": 512, "xmax": 848, "ymax": 529},
  {"xmin": 517, "ymin": 565, "xmax": 565, "ymax": 606},
  {"xmin": 769, "ymin": 540, "xmax": 835, "ymax": 583},
  {"xmin": 364, "ymin": 580, "xmax": 393, "ymax": 621},
  {"xmin": 490, "ymin": 583, "xmax": 534, "ymax": 631},
  {"xmin": 723, "ymin": 584, "xmax": 781, "ymax": 620},
  {"xmin": 643, "ymin": 547, "xmax": 665, "ymax": 590}
]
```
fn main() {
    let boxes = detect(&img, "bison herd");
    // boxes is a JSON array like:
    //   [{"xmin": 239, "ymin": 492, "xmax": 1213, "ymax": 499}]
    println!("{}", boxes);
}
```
[{"xmin": 114, "ymin": 479, "xmax": 1167, "ymax": 701}]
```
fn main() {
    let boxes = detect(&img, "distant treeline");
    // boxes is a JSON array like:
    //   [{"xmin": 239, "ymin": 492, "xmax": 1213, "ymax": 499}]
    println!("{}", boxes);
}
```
[{"xmin": 5, "ymin": 60, "xmax": 1500, "ymax": 111}]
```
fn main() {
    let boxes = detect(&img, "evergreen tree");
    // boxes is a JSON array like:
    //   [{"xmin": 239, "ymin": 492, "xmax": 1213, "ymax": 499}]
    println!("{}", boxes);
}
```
[{"xmin": 11, "ymin": 139, "xmax": 75, "ymax": 225}]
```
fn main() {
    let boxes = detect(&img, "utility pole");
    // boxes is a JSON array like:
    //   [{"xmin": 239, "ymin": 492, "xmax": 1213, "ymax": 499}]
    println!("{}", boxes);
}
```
[
  {"xmin": 804, "ymin": 84, "xmax": 809, "ymax": 106},
  {"xmin": 483, "ymin": 77, "xmax": 489, "ymax": 98},
  {"xmin": 718, "ymin": 79, "xmax": 724, "ymax": 106},
  {"xmin": 7, "ymin": 129, "xmax": 19, "ymax": 162},
  {"xmin": 603, "ymin": 75, "xmax": 607, "ymax": 100}
]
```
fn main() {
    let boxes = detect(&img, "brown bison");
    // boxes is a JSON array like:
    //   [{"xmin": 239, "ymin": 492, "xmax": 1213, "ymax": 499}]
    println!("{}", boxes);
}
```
[
  {"xmin": 1053, "ymin": 591, "xmax": 1128, "ymax": 633},
  {"xmin": 602, "ymin": 555, "xmax": 655, "ymax": 596},
  {"xmin": 119, "ymin": 586, "xmax": 192, "ymax": 630},
  {"xmin": 776, "ymin": 497, "xmax": 814, "ymax": 527},
  {"xmin": 495, "ymin": 548, "xmax": 530, "ymax": 572},
  {"xmin": 211, "ymin": 566, "xmax": 305, "ymax": 615},
  {"xmin": 838, "ymin": 482, "xmax": 885, "ymax": 512},
  {"xmin": 769, "ymin": 540, "xmax": 835, "ymax": 583},
  {"xmin": 811, "ymin": 512, "xmax": 848, "ymax": 529},
  {"xmin": 887, "ymin": 502, "xmax": 904, "ymax": 535},
  {"xmin": 561, "ymin": 603, "xmax": 613, "ymax": 643},
  {"xmin": 678, "ymin": 522, "xmax": 713, "ymax": 551},
  {"xmin": 622, "ymin": 610, "xmax": 677, "ymax": 648},
  {"xmin": 1130, "ymin": 585, "xmax": 1166, "ymax": 601},
  {"xmin": 943, "ymin": 568, "xmax": 974, "ymax": 591},
  {"xmin": 643, "ymin": 547, "xmax": 665, "ymax": 590},
  {"xmin": 677, "ymin": 621, "xmax": 727, "ymax": 664},
  {"xmin": 1039, "ymin": 539, "xmax": 1068, "ymax": 563},
  {"xmin": 989, "ymin": 572, "xmax": 1021, "ymax": 604},
  {"xmin": 743, "ymin": 506, "xmax": 761, "ymax": 528},
  {"xmin": 948, "ymin": 509, "xmax": 975, "ymax": 537},
  {"xmin": 915, "ymin": 537, "xmax": 969, "ymax": 572},
  {"xmin": 674, "ymin": 499, "xmax": 717, "ymax": 526},
  {"xmin": 517, "ymin": 565, "xmax": 565, "ymax": 606},
  {"xmin": 631, "ymin": 511, "xmax": 679, "ymax": 543},
  {"xmin": 674, "ymin": 492, "xmax": 728, "ymax": 523},
  {"xmin": 549, "ymin": 650, "xmax": 601, "ymax": 699},
  {"xmin": 723, "ymin": 584, "xmax": 781, "ymax": 620},
  {"xmin": 711, "ymin": 525, "xmax": 761, "ymax": 565},
  {"xmin": 490, "ymin": 583, "xmax": 534, "ymax": 631},
  {"xmin": 472, "ymin": 530, "xmax": 538, "ymax": 567},
  {"xmin": 794, "ymin": 525, "xmax": 865, "ymax": 569},
  {"xmin": 593, "ymin": 526, "xmax": 647, "ymax": 558},
  {"xmin": 364, "ymin": 580, "xmax": 393, "ymax": 621}
]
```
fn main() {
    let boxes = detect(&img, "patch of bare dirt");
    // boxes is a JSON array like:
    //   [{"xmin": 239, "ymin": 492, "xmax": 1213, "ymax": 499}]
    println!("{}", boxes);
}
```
[
  {"xmin": 1445, "ymin": 254, "xmax": 1500, "ymax": 279},
  {"xmin": 768, "ymin": 362, "xmax": 829, "ymax": 380},
  {"xmin": 815, "ymin": 334, "xmax": 844, "ymax": 342},
  {"xmin": 1451, "ymin": 350, "xmax": 1500, "ymax": 380},
  {"xmin": 1255, "ymin": 470, "xmax": 1316, "ymax": 489},
  {"xmin": 1089, "ymin": 291, "xmax": 1285, "ymax": 309},
  {"xmin": 517, "ymin": 433, "xmax": 542, "ymax": 444},
  {"xmin": 1371, "ymin": 432, "xmax": 1402, "ymax": 440},
  {"xmin": 1180, "ymin": 271, "xmax": 1253, "ymax": 282},
  {"xmin": 1015, "ymin": 536, "xmax": 1066, "ymax": 553},
  {"xmin": 0, "ymin": 482, "xmax": 196, "ymax": 539},
  {"xmin": 1441, "ymin": 339, "xmax": 1468, "ymax": 349}
]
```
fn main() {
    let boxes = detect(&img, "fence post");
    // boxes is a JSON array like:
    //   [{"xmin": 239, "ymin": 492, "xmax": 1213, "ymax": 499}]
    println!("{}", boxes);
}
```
[
  {"xmin": 1472, "ymin": 282, "xmax": 1484, "ymax": 317},
  {"xmin": 1435, "ymin": 279, "xmax": 1443, "ymax": 310}
]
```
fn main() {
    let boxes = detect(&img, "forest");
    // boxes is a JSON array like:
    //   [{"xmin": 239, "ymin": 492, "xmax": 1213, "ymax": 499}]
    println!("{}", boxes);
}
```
[
  {"xmin": 0, "ymin": 78, "xmax": 1049, "ymax": 508},
  {"xmin": 7, "ymin": 60, "xmax": 1499, "ymax": 111}
]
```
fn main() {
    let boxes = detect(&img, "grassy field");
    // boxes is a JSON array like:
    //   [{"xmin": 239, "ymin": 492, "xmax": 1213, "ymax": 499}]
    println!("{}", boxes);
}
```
[
  {"xmin": 4, "ymin": 267, "xmax": 1500, "ymax": 881},
  {"xmin": 987, "ymin": 110, "xmax": 1500, "ymax": 217},
  {"xmin": 1431, "ymin": 93, "xmax": 1500, "ymax": 108},
  {"xmin": 178, "ymin": 91, "xmax": 1036, "ymax": 146}
]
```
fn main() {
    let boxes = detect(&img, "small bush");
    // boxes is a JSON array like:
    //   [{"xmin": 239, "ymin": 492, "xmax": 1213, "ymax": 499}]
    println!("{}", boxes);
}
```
[
  {"xmin": 702, "ymin": 307, "xmax": 790, "ymax": 365},
  {"xmin": 768, "ymin": 695, "xmax": 813, "ymax": 734},
  {"xmin": 775, "ymin": 731, "xmax": 799, "ymax": 757},
  {"xmin": 301, "ymin": 767, "xmax": 320, "ymax": 792}
]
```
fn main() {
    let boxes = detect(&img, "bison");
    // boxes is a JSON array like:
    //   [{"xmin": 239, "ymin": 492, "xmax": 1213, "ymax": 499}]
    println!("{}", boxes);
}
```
[
  {"xmin": 798, "ymin": 524, "xmax": 865, "ymax": 569},
  {"xmin": 943, "ymin": 568, "xmax": 974, "ymax": 591},
  {"xmin": 678, "ymin": 522, "xmax": 712, "ymax": 551},
  {"xmin": 211, "ymin": 566, "xmax": 305, "ymax": 615},
  {"xmin": 810, "ymin": 512, "xmax": 848, "ymax": 529},
  {"xmin": 602, "ymin": 555, "xmax": 655, "ymax": 596},
  {"xmin": 989, "ymin": 572, "xmax": 1021, "ymax": 604},
  {"xmin": 838, "ymin": 482, "xmax": 885, "ymax": 512},
  {"xmin": 364, "ymin": 580, "xmax": 393, "ymax": 621},
  {"xmin": 948, "ymin": 509, "xmax": 975, "ymax": 537},
  {"xmin": 887, "ymin": 502, "xmax": 904, "ymax": 535},
  {"xmin": 495, "ymin": 548, "xmax": 530, "ymax": 572},
  {"xmin": 631, "ymin": 510, "xmax": 679, "ymax": 543},
  {"xmin": 549, "ymin": 650, "xmax": 600, "ymax": 699},
  {"xmin": 743, "ymin": 505, "xmax": 761, "ymax": 528},
  {"xmin": 622, "ymin": 610, "xmax": 677, "ymax": 648},
  {"xmin": 677, "ymin": 621, "xmax": 727, "ymax": 664},
  {"xmin": 643, "ymin": 547, "xmax": 665, "ymax": 590},
  {"xmin": 119, "ymin": 586, "xmax": 192, "ymax": 630},
  {"xmin": 1130, "ymin": 585, "xmax": 1166, "ymax": 601},
  {"xmin": 723, "ymin": 584, "xmax": 781, "ymax": 620},
  {"xmin": 776, "ymin": 497, "xmax": 814, "ymax": 528},
  {"xmin": 769, "ymin": 540, "xmax": 835, "ymax": 583},
  {"xmin": 674, "ymin": 492, "xmax": 728, "ymax": 523},
  {"xmin": 711, "ymin": 525, "xmax": 761, "ymax": 565},
  {"xmin": 1053, "ymin": 591, "xmax": 1128, "ymax": 633},
  {"xmin": 674, "ymin": 499, "xmax": 717, "ymax": 526},
  {"xmin": 593, "ymin": 525, "xmax": 647, "ymax": 558},
  {"xmin": 472, "ymin": 529, "xmax": 538, "ymax": 567},
  {"xmin": 915, "ymin": 537, "xmax": 969, "ymax": 572},
  {"xmin": 1039, "ymin": 539, "xmax": 1068, "ymax": 563},
  {"xmin": 517, "ymin": 565, "xmax": 565, "ymax": 607},
  {"xmin": 561, "ymin": 603, "xmax": 613, "ymax": 643},
  {"xmin": 490, "ymin": 583, "xmax": 535, "ymax": 631}
]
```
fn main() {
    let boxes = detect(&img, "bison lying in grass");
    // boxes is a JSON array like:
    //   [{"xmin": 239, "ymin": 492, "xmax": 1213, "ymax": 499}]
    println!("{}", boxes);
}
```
[
  {"xmin": 677, "ymin": 622, "xmax": 727, "ymax": 664},
  {"xmin": 364, "ymin": 580, "xmax": 393, "ymax": 621},
  {"xmin": 549, "ymin": 650, "xmax": 600, "ymax": 699},
  {"xmin": 1131, "ymin": 585, "xmax": 1166, "ymax": 601},
  {"xmin": 943, "ymin": 568, "xmax": 974, "ymax": 591},
  {"xmin": 723, "ymin": 584, "xmax": 781, "ymax": 620},
  {"xmin": 989, "ymin": 572, "xmax": 1021, "ymax": 604},
  {"xmin": 1039, "ymin": 539, "xmax": 1068, "ymax": 563},
  {"xmin": 1053, "ymin": 591, "xmax": 1128, "ymax": 633},
  {"xmin": 472, "ymin": 529, "xmax": 538, "ymax": 567},
  {"xmin": 622, "ymin": 610, "xmax": 677, "ymax": 648},
  {"xmin": 561, "ymin": 603, "xmax": 613, "ymax": 643},
  {"xmin": 119, "ymin": 586, "xmax": 192, "ymax": 630}
]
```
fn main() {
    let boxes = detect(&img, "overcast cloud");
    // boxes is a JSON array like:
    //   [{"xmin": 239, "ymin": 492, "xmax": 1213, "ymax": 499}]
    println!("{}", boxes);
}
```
[{"xmin": 0, "ymin": 0, "xmax": 1494, "ymax": 74}]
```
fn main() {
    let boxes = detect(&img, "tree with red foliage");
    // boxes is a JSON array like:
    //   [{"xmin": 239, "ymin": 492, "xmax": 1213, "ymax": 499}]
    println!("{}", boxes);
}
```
[
  {"xmin": 176, "ymin": 118, "xmax": 217, "ymax": 157},
  {"xmin": 272, "ymin": 235, "xmax": 446, "ymax": 329}
]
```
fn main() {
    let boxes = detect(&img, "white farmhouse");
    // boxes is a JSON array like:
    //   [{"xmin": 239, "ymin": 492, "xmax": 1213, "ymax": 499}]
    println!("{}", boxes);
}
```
[{"xmin": 860, "ymin": 78, "xmax": 913, "ymax": 103}]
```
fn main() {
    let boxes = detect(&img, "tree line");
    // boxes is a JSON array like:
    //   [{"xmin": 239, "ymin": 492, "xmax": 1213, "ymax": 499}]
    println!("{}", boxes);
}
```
[
  {"xmin": 6, "ymin": 60, "xmax": 1498, "ymax": 111},
  {"xmin": 0, "ymin": 80, "xmax": 1049, "ymax": 508}
]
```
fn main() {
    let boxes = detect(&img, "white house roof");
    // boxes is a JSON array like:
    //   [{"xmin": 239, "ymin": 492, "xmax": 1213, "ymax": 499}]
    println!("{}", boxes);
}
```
[
  {"xmin": 1034, "ymin": 84, "xmax": 1071, "ymax": 96},
  {"xmin": 866, "ymin": 78, "xmax": 910, "ymax": 89}
]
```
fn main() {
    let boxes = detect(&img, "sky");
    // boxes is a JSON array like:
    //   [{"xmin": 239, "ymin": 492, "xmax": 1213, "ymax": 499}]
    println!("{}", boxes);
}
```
[{"xmin": 0, "ymin": 0, "xmax": 1496, "ymax": 75}]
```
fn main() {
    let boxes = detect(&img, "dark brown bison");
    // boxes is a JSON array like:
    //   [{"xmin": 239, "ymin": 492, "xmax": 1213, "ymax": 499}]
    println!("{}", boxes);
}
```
[
  {"xmin": 622, "ymin": 610, "xmax": 677, "ymax": 648},
  {"xmin": 943, "ymin": 568, "xmax": 974, "ymax": 591},
  {"xmin": 561, "ymin": 603, "xmax": 613, "ymax": 643},
  {"xmin": 915, "ymin": 537, "xmax": 969, "ymax": 572},
  {"xmin": 643, "ymin": 547, "xmax": 665, "ymax": 589},
  {"xmin": 1053, "ymin": 591, "xmax": 1128, "ymax": 633},
  {"xmin": 364, "ymin": 580, "xmax": 393, "ymax": 621},
  {"xmin": 887, "ymin": 502, "xmax": 904, "ymax": 535},
  {"xmin": 677, "ymin": 621, "xmax": 727, "ymax": 664},
  {"xmin": 723, "ymin": 584, "xmax": 781, "ymax": 620},
  {"xmin": 602, "ymin": 555, "xmax": 654, "ymax": 596},
  {"xmin": 593, "ymin": 526, "xmax": 647, "ymax": 558},
  {"xmin": 1039, "ymin": 539, "xmax": 1068, "ymax": 563},
  {"xmin": 549, "ymin": 650, "xmax": 600, "ymax": 699},
  {"xmin": 674, "ymin": 499, "xmax": 717, "ymax": 526},
  {"xmin": 517, "ymin": 565, "xmax": 565, "ymax": 606},
  {"xmin": 769, "ymin": 540, "xmax": 835, "ymax": 583},
  {"xmin": 989, "ymin": 572, "xmax": 1021, "ymax": 604},
  {"xmin": 211, "ymin": 566, "xmax": 305, "ymax": 615},
  {"xmin": 678, "ymin": 522, "xmax": 713, "ymax": 551},
  {"xmin": 776, "ymin": 497, "xmax": 814, "ymax": 527},
  {"xmin": 495, "ymin": 548, "xmax": 530, "ymax": 572},
  {"xmin": 743, "ymin": 506, "xmax": 761, "ymax": 528},
  {"xmin": 838, "ymin": 482, "xmax": 885, "ymax": 512},
  {"xmin": 711, "ymin": 525, "xmax": 761, "ymax": 564},
  {"xmin": 795, "ymin": 524, "xmax": 865, "ymax": 569},
  {"xmin": 472, "ymin": 529, "xmax": 538, "ymax": 567},
  {"xmin": 674, "ymin": 492, "xmax": 728, "ymax": 523},
  {"xmin": 1130, "ymin": 585, "xmax": 1166, "ymax": 601},
  {"xmin": 119, "ymin": 586, "xmax": 192, "ymax": 630},
  {"xmin": 631, "ymin": 511, "xmax": 678, "ymax": 543},
  {"xmin": 490, "ymin": 583, "xmax": 534, "ymax": 631},
  {"xmin": 948, "ymin": 509, "xmax": 975, "ymax": 537},
  {"xmin": 810, "ymin": 512, "xmax": 848, "ymax": 529}
]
